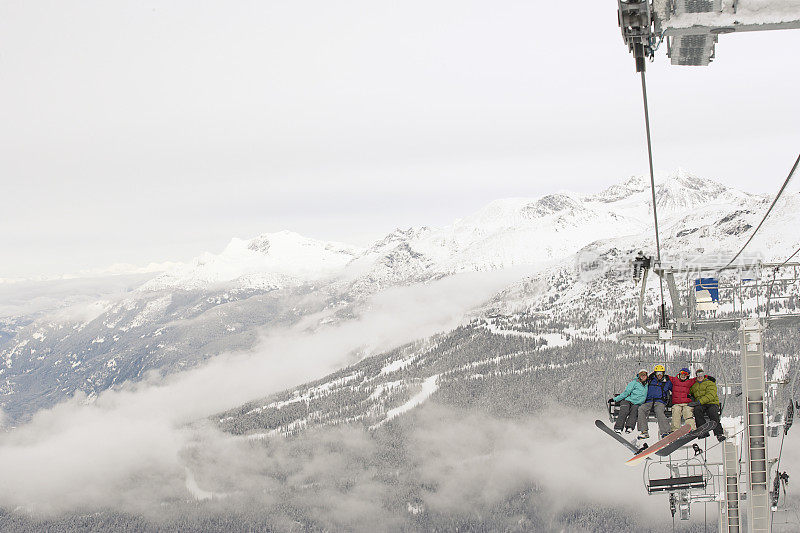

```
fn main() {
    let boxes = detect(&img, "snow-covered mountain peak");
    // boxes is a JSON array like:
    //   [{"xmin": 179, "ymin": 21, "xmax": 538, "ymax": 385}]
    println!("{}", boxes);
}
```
[
  {"xmin": 588, "ymin": 175, "xmax": 649, "ymax": 203},
  {"xmin": 521, "ymin": 193, "xmax": 587, "ymax": 219},
  {"xmin": 652, "ymin": 171, "xmax": 752, "ymax": 219},
  {"xmin": 585, "ymin": 171, "xmax": 751, "ymax": 226},
  {"xmin": 242, "ymin": 230, "xmax": 360, "ymax": 256},
  {"xmin": 453, "ymin": 193, "xmax": 588, "ymax": 232},
  {"xmin": 456, "ymin": 198, "xmax": 532, "ymax": 228},
  {"xmin": 142, "ymin": 231, "xmax": 363, "ymax": 291},
  {"xmin": 368, "ymin": 227, "xmax": 435, "ymax": 254},
  {"xmin": 139, "ymin": 169, "xmax": 783, "ymax": 293}
]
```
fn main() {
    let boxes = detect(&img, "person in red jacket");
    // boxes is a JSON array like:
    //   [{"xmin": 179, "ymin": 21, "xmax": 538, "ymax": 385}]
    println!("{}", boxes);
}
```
[{"xmin": 668, "ymin": 367, "xmax": 696, "ymax": 431}]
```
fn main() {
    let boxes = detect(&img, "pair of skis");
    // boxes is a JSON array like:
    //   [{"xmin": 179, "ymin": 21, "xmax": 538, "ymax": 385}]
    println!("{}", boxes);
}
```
[{"xmin": 595, "ymin": 419, "xmax": 715, "ymax": 466}]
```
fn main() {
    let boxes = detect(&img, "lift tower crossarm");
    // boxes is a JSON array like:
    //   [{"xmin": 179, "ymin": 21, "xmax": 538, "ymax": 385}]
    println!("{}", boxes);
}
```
[
  {"xmin": 652, "ymin": 0, "xmax": 800, "ymax": 65},
  {"xmin": 658, "ymin": 1, "xmax": 800, "ymax": 34}
]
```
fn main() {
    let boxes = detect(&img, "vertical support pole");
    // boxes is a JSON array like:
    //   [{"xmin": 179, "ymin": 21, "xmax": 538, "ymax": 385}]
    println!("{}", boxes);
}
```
[
  {"xmin": 739, "ymin": 318, "xmax": 770, "ymax": 532},
  {"xmin": 720, "ymin": 440, "xmax": 742, "ymax": 532},
  {"xmin": 666, "ymin": 272, "xmax": 688, "ymax": 329}
]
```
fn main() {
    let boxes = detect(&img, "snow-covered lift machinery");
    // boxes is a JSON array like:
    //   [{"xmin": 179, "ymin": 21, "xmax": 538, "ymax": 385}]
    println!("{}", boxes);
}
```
[{"xmin": 618, "ymin": 0, "xmax": 800, "ymax": 68}]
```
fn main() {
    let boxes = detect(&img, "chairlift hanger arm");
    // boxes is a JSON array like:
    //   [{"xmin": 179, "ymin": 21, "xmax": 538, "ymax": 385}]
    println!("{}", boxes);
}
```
[
  {"xmin": 617, "ymin": 0, "xmax": 655, "ymax": 72},
  {"xmin": 636, "ymin": 266, "xmax": 658, "ymax": 334}
]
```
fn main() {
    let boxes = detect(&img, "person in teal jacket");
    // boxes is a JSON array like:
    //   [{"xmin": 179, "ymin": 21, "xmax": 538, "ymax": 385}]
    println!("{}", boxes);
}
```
[{"xmin": 610, "ymin": 368, "xmax": 649, "ymax": 433}]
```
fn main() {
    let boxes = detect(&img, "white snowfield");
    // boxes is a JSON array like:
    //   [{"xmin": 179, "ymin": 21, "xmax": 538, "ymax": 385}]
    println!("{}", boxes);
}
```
[
  {"xmin": 370, "ymin": 374, "xmax": 440, "ymax": 429},
  {"xmin": 484, "ymin": 323, "xmax": 572, "ymax": 347},
  {"xmin": 140, "ymin": 170, "xmax": 800, "ymax": 293},
  {"xmin": 184, "ymin": 467, "xmax": 213, "ymax": 501}
]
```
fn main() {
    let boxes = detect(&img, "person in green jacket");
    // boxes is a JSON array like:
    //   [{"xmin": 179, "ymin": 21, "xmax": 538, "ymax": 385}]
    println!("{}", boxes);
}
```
[
  {"xmin": 688, "ymin": 368, "xmax": 725, "ymax": 442},
  {"xmin": 610, "ymin": 369, "xmax": 649, "ymax": 433}
]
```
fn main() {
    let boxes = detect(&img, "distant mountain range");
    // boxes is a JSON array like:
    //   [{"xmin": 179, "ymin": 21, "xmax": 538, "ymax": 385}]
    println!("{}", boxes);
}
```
[{"xmin": 2, "ymin": 170, "xmax": 799, "ymax": 424}]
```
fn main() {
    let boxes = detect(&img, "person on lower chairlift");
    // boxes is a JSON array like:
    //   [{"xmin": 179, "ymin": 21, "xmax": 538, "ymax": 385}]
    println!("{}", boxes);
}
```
[
  {"xmin": 689, "ymin": 367, "xmax": 726, "ymax": 442},
  {"xmin": 668, "ymin": 367, "xmax": 696, "ymax": 431},
  {"xmin": 610, "ymin": 368, "xmax": 649, "ymax": 434},
  {"xmin": 637, "ymin": 364, "xmax": 673, "ymax": 440}
]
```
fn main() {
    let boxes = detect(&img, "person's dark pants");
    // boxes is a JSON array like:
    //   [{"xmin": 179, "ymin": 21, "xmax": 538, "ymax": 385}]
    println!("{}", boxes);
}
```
[
  {"xmin": 693, "ymin": 404, "xmax": 723, "ymax": 437},
  {"xmin": 614, "ymin": 400, "xmax": 639, "ymax": 431}
]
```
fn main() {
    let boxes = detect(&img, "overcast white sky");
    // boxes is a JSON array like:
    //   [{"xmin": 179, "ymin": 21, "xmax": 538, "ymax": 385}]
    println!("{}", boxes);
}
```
[{"xmin": 2, "ymin": 1, "xmax": 799, "ymax": 278}]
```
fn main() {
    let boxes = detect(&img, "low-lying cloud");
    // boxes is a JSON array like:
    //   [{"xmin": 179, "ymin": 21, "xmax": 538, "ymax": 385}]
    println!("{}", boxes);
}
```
[{"xmin": 0, "ymin": 270, "xmax": 525, "ymax": 514}]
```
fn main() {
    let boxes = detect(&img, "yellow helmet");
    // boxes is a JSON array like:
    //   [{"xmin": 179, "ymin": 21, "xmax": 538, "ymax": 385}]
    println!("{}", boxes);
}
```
[{"xmin": 654, "ymin": 364, "xmax": 666, "ymax": 372}]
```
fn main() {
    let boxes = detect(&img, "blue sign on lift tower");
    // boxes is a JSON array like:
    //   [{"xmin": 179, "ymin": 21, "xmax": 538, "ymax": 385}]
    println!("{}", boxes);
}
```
[{"xmin": 694, "ymin": 277, "xmax": 719, "ymax": 311}]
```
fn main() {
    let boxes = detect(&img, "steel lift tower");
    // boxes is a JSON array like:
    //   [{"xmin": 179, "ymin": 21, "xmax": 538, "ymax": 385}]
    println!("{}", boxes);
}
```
[
  {"xmin": 628, "ymin": 261, "xmax": 800, "ymax": 533},
  {"xmin": 616, "ymin": 2, "xmax": 800, "ymax": 531}
]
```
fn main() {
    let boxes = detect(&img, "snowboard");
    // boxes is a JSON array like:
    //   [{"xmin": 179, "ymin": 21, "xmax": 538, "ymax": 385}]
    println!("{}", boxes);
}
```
[
  {"xmin": 595, "ymin": 419, "xmax": 642, "ymax": 454},
  {"xmin": 625, "ymin": 424, "xmax": 692, "ymax": 466},
  {"xmin": 654, "ymin": 421, "xmax": 716, "ymax": 457}
]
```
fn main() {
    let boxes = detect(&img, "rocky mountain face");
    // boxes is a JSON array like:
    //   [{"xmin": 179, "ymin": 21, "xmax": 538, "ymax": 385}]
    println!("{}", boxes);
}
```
[{"xmin": 2, "ymin": 171, "xmax": 798, "ymax": 425}]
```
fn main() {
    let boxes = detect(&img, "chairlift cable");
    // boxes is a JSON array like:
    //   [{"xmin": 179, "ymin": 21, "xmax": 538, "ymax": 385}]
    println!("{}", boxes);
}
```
[
  {"xmin": 708, "ymin": 332, "xmax": 728, "ymax": 412},
  {"xmin": 639, "ymin": 71, "xmax": 668, "ymax": 342},
  {"xmin": 772, "ymin": 428, "xmax": 788, "ymax": 530},
  {"xmin": 788, "ymin": 364, "xmax": 800, "ymax": 400},
  {"xmin": 704, "ymin": 501, "xmax": 707, "ymax": 533},
  {"xmin": 773, "ymin": 400, "xmax": 791, "ymax": 487},
  {"xmin": 764, "ymin": 207, "xmax": 800, "ymax": 316},
  {"xmin": 640, "ymin": 71, "xmax": 663, "ymax": 267},
  {"xmin": 779, "ymin": 244, "xmax": 800, "ymax": 267},
  {"xmin": 766, "ymin": 268, "xmax": 779, "ymax": 318},
  {"xmin": 724, "ymin": 152, "xmax": 800, "ymax": 269}
]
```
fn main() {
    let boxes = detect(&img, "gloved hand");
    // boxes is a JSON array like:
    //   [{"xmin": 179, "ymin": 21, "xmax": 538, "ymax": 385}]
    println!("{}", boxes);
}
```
[{"xmin": 688, "ymin": 401, "xmax": 700, "ymax": 407}]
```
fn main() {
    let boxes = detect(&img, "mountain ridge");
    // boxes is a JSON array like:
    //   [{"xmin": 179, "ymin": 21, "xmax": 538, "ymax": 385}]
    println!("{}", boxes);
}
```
[
  {"xmin": 2, "ymin": 169, "xmax": 797, "ymax": 424},
  {"xmin": 141, "ymin": 169, "xmax": 768, "ymax": 292}
]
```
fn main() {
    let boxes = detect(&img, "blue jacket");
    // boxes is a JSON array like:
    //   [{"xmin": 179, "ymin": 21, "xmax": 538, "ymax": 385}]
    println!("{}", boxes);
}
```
[
  {"xmin": 645, "ymin": 375, "xmax": 673, "ymax": 404},
  {"xmin": 614, "ymin": 378, "xmax": 648, "ymax": 405}
]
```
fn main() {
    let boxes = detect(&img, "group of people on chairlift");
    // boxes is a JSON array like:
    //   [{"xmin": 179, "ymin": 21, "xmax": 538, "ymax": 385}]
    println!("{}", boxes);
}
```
[{"xmin": 610, "ymin": 364, "xmax": 726, "ymax": 443}]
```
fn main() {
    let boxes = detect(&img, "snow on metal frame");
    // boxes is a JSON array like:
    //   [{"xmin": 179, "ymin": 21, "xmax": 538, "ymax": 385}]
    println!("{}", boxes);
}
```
[
  {"xmin": 653, "ymin": 0, "xmax": 800, "ymax": 65},
  {"xmin": 655, "ymin": 0, "xmax": 800, "ymax": 34}
]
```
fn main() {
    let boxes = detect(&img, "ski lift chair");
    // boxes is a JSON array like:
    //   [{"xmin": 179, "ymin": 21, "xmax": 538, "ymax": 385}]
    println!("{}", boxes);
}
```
[
  {"xmin": 605, "ymin": 356, "xmax": 721, "ymax": 424},
  {"xmin": 608, "ymin": 396, "xmax": 673, "ymax": 423},
  {"xmin": 610, "ymin": 330, "xmax": 728, "ymax": 425},
  {"xmin": 609, "ymin": 369, "xmax": 730, "ymax": 425},
  {"xmin": 646, "ymin": 475, "xmax": 706, "ymax": 494},
  {"xmin": 644, "ymin": 459, "xmax": 710, "ymax": 496}
]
